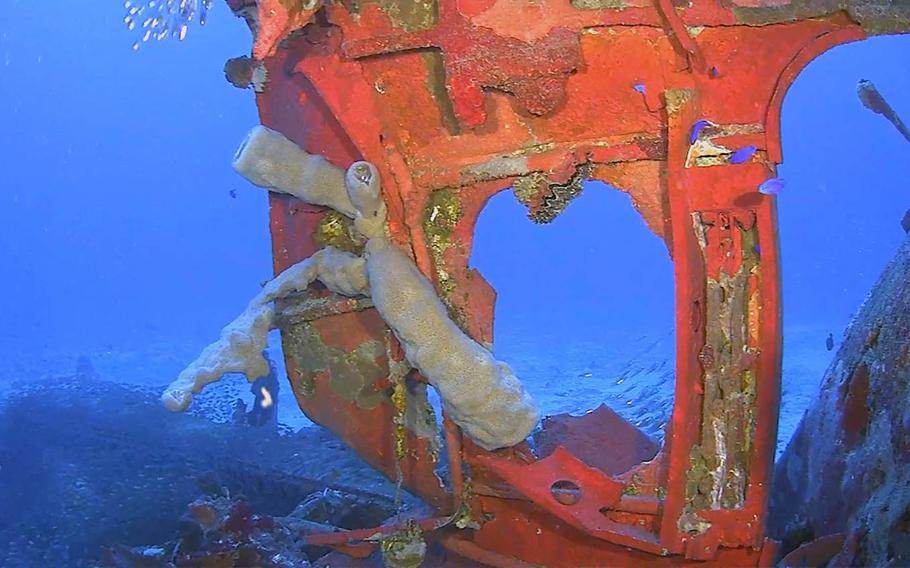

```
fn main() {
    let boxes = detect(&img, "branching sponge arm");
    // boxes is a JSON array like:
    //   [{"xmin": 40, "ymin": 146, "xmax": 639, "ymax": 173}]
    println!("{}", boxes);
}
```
[
  {"xmin": 170, "ymin": 128, "xmax": 540, "ymax": 452},
  {"xmin": 366, "ymin": 238, "xmax": 540, "ymax": 450},
  {"xmin": 232, "ymin": 125, "xmax": 357, "ymax": 218},
  {"xmin": 161, "ymin": 247, "xmax": 368, "ymax": 412}
]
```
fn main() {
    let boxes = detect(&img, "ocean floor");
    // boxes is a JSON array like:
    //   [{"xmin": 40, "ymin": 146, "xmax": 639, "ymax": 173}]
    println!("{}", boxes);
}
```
[
  {"xmin": 1, "ymin": 320, "xmax": 841, "ymax": 457},
  {"xmin": 0, "ymin": 319, "xmax": 843, "ymax": 565},
  {"xmin": 495, "ymin": 318, "xmax": 843, "ymax": 458}
]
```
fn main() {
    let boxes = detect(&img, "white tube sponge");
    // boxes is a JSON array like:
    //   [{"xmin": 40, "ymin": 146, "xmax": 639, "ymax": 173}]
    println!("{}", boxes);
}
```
[
  {"xmin": 232, "ymin": 125, "xmax": 357, "ymax": 218},
  {"xmin": 161, "ymin": 247, "xmax": 368, "ymax": 412},
  {"xmin": 346, "ymin": 162, "xmax": 540, "ymax": 450}
]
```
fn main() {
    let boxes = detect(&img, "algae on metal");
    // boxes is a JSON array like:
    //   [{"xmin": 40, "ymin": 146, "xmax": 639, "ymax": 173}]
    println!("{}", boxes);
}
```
[
  {"xmin": 571, "ymin": 0, "xmax": 627, "ymax": 8},
  {"xmin": 452, "ymin": 478, "xmax": 482, "ymax": 530},
  {"xmin": 664, "ymin": 88, "xmax": 694, "ymax": 116},
  {"xmin": 281, "ymin": 315, "xmax": 440, "ymax": 453},
  {"xmin": 276, "ymin": 293, "xmax": 374, "ymax": 324},
  {"xmin": 280, "ymin": 319, "xmax": 389, "ymax": 408},
  {"xmin": 315, "ymin": 211, "xmax": 367, "ymax": 254},
  {"xmin": 513, "ymin": 171, "xmax": 550, "ymax": 207},
  {"xmin": 380, "ymin": 519, "xmax": 427, "ymax": 568},
  {"xmin": 422, "ymin": 51, "xmax": 461, "ymax": 135},
  {"xmin": 391, "ymin": 368, "xmax": 409, "ymax": 461},
  {"xmin": 422, "ymin": 187, "xmax": 469, "ymax": 329},
  {"xmin": 685, "ymin": 213, "xmax": 760, "ymax": 512},
  {"xmin": 353, "ymin": 0, "xmax": 437, "ymax": 32},
  {"xmin": 730, "ymin": 1, "xmax": 910, "ymax": 36},
  {"xmin": 622, "ymin": 474, "xmax": 644, "ymax": 496}
]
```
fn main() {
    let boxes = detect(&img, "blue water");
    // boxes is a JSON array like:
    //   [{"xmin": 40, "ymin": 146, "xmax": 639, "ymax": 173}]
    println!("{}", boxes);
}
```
[{"xmin": 0, "ymin": 2, "xmax": 908, "ymax": 566}]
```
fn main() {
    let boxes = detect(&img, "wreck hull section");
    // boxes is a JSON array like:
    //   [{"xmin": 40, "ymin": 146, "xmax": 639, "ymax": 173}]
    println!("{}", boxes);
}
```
[
  {"xmin": 224, "ymin": 0, "xmax": 908, "ymax": 564},
  {"xmin": 769, "ymin": 236, "xmax": 910, "ymax": 566}
]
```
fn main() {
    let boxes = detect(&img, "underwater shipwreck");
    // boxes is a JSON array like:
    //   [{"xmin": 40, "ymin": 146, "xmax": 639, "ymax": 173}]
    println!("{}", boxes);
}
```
[{"xmin": 35, "ymin": 0, "xmax": 909, "ymax": 566}]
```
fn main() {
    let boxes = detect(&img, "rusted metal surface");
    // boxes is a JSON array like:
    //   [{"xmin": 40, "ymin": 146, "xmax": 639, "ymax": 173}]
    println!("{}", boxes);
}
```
[{"xmin": 222, "ymin": 0, "xmax": 910, "ymax": 565}]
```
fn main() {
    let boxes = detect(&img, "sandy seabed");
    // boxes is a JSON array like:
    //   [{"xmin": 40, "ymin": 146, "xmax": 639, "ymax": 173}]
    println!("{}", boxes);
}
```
[
  {"xmin": 1, "ymin": 320, "xmax": 840, "ymax": 457},
  {"xmin": 0, "ymin": 321, "xmax": 842, "ymax": 565}
]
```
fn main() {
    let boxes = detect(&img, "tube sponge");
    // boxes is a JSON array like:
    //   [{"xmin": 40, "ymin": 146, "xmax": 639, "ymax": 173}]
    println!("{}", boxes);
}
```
[
  {"xmin": 345, "ymin": 161, "xmax": 388, "ymax": 240},
  {"xmin": 232, "ymin": 125, "xmax": 357, "ymax": 218},
  {"xmin": 207, "ymin": 129, "xmax": 540, "ymax": 450},
  {"xmin": 161, "ymin": 247, "xmax": 368, "ymax": 412},
  {"xmin": 346, "ymin": 163, "xmax": 540, "ymax": 450},
  {"xmin": 365, "ymin": 237, "xmax": 540, "ymax": 449}
]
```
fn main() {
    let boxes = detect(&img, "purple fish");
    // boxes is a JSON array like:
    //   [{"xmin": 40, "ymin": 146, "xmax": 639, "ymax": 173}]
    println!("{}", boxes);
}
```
[
  {"xmin": 729, "ymin": 145, "xmax": 757, "ymax": 164},
  {"xmin": 690, "ymin": 120, "xmax": 710, "ymax": 144},
  {"xmin": 633, "ymin": 83, "xmax": 646, "ymax": 94},
  {"xmin": 758, "ymin": 177, "xmax": 785, "ymax": 195}
]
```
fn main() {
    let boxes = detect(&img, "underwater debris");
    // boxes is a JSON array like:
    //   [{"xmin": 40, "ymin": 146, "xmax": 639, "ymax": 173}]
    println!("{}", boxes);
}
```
[
  {"xmin": 380, "ymin": 520, "xmax": 427, "ymax": 568},
  {"xmin": 224, "ymin": 56, "xmax": 268, "ymax": 92},
  {"xmin": 125, "ymin": 0, "xmax": 214, "ymax": 50},
  {"xmin": 97, "ymin": 486, "xmax": 420, "ymax": 567}
]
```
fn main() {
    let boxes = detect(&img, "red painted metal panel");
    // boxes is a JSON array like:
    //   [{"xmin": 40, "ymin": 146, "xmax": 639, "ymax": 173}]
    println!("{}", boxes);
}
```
[{"xmin": 221, "ymin": 1, "xmax": 898, "ymax": 564}]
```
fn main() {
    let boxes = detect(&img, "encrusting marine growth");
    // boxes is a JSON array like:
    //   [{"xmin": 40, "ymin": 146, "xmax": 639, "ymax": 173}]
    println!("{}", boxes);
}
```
[{"xmin": 162, "ymin": 126, "xmax": 540, "ymax": 451}]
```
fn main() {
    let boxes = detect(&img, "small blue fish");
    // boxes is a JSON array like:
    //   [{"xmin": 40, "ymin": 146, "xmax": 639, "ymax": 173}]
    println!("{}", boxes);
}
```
[
  {"xmin": 758, "ymin": 177, "xmax": 785, "ymax": 195},
  {"xmin": 633, "ymin": 83, "xmax": 646, "ymax": 94},
  {"xmin": 729, "ymin": 145, "xmax": 757, "ymax": 164},
  {"xmin": 690, "ymin": 119, "xmax": 710, "ymax": 144}
]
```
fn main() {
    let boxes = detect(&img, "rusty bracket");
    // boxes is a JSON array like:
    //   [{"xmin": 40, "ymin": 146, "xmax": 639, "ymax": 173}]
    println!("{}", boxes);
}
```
[{"xmin": 475, "ymin": 447, "xmax": 666, "ymax": 555}]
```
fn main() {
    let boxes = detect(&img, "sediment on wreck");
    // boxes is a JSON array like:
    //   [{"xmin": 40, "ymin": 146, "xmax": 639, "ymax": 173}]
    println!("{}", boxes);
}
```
[{"xmin": 769, "ymin": 234, "xmax": 910, "ymax": 566}]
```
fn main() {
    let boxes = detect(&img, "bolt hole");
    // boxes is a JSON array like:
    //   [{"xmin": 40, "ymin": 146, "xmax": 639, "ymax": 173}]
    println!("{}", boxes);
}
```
[{"xmin": 550, "ymin": 480, "xmax": 582, "ymax": 506}]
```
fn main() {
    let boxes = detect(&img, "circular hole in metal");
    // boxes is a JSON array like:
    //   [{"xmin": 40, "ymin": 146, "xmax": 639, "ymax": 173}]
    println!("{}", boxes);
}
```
[{"xmin": 550, "ymin": 480, "xmax": 582, "ymax": 506}]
